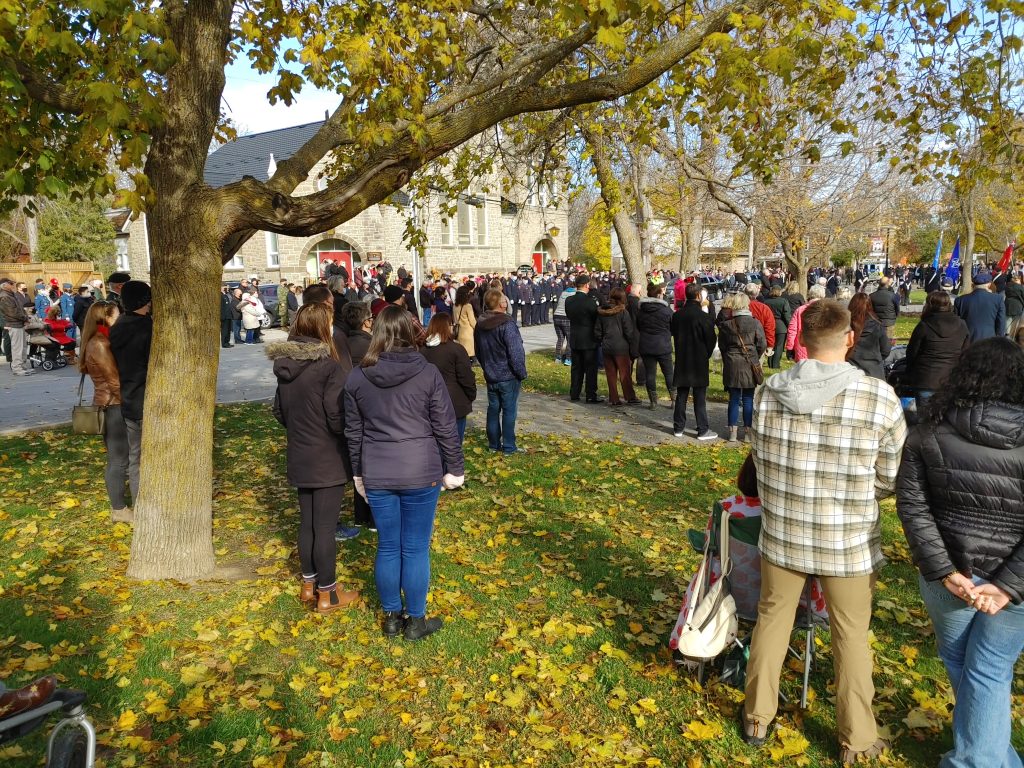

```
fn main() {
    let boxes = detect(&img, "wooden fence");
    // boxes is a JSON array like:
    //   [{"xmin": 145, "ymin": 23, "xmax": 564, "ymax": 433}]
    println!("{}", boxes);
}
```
[{"xmin": 1, "ymin": 261, "xmax": 101, "ymax": 289}]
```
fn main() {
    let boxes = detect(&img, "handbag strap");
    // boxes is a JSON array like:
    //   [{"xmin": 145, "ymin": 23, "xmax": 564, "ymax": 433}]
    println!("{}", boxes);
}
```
[
  {"xmin": 76, "ymin": 373, "xmax": 86, "ymax": 407},
  {"xmin": 731, "ymin": 319, "xmax": 756, "ymax": 367},
  {"xmin": 717, "ymin": 503, "xmax": 732, "ymax": 578}
]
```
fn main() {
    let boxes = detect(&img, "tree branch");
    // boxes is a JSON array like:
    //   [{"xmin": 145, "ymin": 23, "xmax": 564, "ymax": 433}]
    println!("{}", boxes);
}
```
[
  {"xmin": 4, "ymin": 58, "xmax": 85, "ymax": 114},
  {"xmin": 216, "ymin": 0, "xmax": 767, "ymax": 254}
]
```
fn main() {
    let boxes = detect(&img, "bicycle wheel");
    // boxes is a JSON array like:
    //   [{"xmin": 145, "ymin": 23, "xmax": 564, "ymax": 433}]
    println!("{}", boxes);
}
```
[{"xmin": 49, "ymin": 726, "xmax": 88, "ymax": 768}]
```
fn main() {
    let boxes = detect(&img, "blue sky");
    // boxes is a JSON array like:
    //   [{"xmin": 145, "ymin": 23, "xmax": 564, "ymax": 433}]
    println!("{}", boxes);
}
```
[{"xmin": 222, "ymin": 56, "xmax": 339, "ymax": 134}]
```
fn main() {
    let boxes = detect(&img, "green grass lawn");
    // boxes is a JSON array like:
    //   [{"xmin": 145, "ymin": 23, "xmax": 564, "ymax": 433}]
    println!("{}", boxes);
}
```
[{"xmin": 1, "ymin": 402, "xmax": 1017, "ymax": 767}]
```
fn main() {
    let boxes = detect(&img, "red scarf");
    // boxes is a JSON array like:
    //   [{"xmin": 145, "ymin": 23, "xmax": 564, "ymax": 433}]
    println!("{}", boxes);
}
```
[{"xmin": 97, "ymin": 325, "xmax": 110, "ymax": 337}]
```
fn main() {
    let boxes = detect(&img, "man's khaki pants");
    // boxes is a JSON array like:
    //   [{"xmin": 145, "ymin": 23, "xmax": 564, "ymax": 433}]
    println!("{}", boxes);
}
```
[
  {"xmin": 744, "ymin": 560, "xmax": 879, "ymax": 752},
  {"xmin": 8, "ymin": 327, "xmax": 27, "ymax": 374}
]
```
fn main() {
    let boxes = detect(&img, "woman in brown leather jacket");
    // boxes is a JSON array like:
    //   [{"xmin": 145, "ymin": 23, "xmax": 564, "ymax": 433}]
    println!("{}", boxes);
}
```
[{"xmin": 78, "ymin": 301, "xmax": 133, "ymax": 523}]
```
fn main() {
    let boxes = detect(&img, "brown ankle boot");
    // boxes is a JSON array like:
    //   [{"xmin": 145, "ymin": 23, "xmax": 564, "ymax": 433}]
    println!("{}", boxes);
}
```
[
  {"xmin": 316, "ymin": 585, "xmax": 361, "ymax": 614},
  {"xmin": 299, "ymin": 579, "xmax": 316, "ymax": 603}
]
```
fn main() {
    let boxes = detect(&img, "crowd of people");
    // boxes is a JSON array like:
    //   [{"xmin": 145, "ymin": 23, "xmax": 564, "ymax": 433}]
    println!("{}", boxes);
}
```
[{"xmin": 3, "ymin": 254, "xmax": 1023, "ymax": 766}]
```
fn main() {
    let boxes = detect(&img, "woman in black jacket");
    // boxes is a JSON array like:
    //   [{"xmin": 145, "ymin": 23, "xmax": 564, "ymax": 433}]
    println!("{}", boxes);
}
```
[
  {"xmin": 762, "ymin": 286, "xmax": 792, "ymax": 369},
  {"xmin": 904, "ymin": 290, "xmax": 969, "ymax": 409},
  {"xmin": 845, "ymin": 292, "xmax": 891, "ymax": 380},
  {"xmin": 420, "ymin": 313, "xmax": 476, "ymax": 446},
  {"xmin": 268, "ymin": 303, "xmax": 360, "ymax": 614},
  {"xmin": 596, "ymin": 287, "xmax": 638, "ymax": 406},
  {"xmin": 344, "ymin": 306, "xmax": 464, "ymax": 641},
  {"xmin": 635, "ymin": 283, "xmax": 674, "ymax": 409},
  {"xmin": 717, "ymin": 292, "xmax": 766, "ymax": 442},
  {"xmin": 670, "ymin": 282, "xmax": 717, "ymax": 440},
  {"xmin": 896, "ymin": 337, "xmax": 1024, "ymax": 768}
]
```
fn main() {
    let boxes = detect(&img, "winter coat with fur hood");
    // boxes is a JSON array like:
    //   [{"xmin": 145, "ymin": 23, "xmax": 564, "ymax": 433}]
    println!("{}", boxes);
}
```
[{"xmin": 269, "ymin": 336, "xmax": 351, "ymax": 488}]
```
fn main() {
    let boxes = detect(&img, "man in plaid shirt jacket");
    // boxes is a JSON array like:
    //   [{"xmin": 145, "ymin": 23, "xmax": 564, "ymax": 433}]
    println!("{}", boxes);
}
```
[{"xmin": 741, "ymin": 300, "xmax": 907, "ymax": 764}]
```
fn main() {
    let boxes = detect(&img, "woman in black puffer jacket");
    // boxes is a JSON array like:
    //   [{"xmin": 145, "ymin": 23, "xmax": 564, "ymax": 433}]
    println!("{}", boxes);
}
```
[
  {"xmin": 635, "ymin": 283, "xmax": 674, "ymax": 409},
  {"xmin": 903, "ymin": 290, "xmax": 969, "ymax": 409},
  {"xmin": 896, "ymin": 337, "xmax": 1024, "ymax": 768}
]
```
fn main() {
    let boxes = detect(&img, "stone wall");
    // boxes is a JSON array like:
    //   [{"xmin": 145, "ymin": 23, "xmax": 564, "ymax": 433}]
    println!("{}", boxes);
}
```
[{"xmin": 120, "ymin": 158, "xmax": 568, "ymax": 284}]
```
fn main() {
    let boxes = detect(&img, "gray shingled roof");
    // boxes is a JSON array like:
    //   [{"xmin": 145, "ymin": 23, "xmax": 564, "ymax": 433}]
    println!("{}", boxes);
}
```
[{"xmin": 203, "ymin": 120, "xmax": 326, "ymax": 188}]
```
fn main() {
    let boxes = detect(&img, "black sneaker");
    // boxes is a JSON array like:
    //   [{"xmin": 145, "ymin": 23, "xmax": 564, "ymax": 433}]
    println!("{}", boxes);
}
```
[
  {"xmin": 383, "ymin": 611, "xmax": 405, "ymax": 638},
  {"xmin": 404, "ymin": 615, "xmax": 443, "ymax": 641}
]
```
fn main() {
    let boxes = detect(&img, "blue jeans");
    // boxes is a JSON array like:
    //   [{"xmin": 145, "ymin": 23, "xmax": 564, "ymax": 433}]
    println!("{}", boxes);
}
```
[
  {"xmin": 233, "ymin": 319, "xmax": 243, "ymax": 342},
  {"xmin": 728, "ymin": 387, "xmax": 754, "ymax": 427},
  {"xmin": 919, "ymin": 574, "xmax": 1024, "ymax": 768},
  {"xmin": 245, "ymin": 328, "xmax": 255, "ymax": 343},
  {"xmin": 456, "ymin": 416, "xmax": 467, "ymax": 445},
  {"xmin": 367, "ymin": 485, "xmax": 441, "ymax": 618},
  {"xmin": 486, "ymin": 379, "xmax": 520, "ymax": 453},
  {"xmin": 422, "ymin": 308, "xmax": 432, "ymax": 326}
]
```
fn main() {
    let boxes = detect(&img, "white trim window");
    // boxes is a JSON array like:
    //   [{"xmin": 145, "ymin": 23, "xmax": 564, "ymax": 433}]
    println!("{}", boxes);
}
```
[
  {"xmin": 440, "ymin": 217, "xmax": 453, "ymax": 246},
  {"xmin": 225, "ymin": 253, "xmax": 244, "ymax": 270},
  {"xmin": 475, "ymin": 197, "xmax": 488, "ymax": 246},
  {"xmin": 266, "ymin": 231, "xmax": 280, "ymax": 268}
]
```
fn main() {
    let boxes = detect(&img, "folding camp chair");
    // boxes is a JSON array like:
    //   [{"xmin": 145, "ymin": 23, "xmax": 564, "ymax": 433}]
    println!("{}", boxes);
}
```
[{"xmin": 677, "ymin": 504, "xmax": 828, "ymax": 709}]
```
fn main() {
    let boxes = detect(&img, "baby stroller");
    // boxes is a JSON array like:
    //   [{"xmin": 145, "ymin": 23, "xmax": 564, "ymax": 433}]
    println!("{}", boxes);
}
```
[
  {"xmin": 28, "ymin": 318, "xmax": 75, "ymax": 372},
  {"xmin": 0, "ymin": 675, "xmax": 95, "ymax": 767},
  {"xmin": 671, "ymin": 495, "xmax": 830, "ymax": 706}
]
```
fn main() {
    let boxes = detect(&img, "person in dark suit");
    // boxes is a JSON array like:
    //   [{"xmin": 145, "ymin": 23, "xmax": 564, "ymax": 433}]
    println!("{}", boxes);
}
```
[
  {"xmin": 219, "ymin": 285, "xmax": 234, "ymax": 348},
  {"xmin": 955, "ymin": 272, "xmax": 1006, "ymax": 343},
  {"xmin": 564, "ymin": 273, "xmax": 603, "ymax": 403}
]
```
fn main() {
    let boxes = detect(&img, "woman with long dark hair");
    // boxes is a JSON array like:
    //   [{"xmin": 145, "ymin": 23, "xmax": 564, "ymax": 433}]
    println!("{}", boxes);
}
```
[
  {"xmin": 79, "ymin": 300, "xmax": 132, "ymax": 523},
  {"xmin": 717, "ymin": 292, "xmax": 766, "ymax": 442},
  {"xmin": 269, "ymin": 303, "xmax": 360, "ymax": 614},
  {"xmin": 344, "ymin": 306, "xmax": 464, "ymax": 640},
  {"xmin": 897, "ymin": 337, "xmax": 1024, "ymax": 768},
  {"xmin": 596, "ymin": 287, "xmax": 638, "ymax": 406},
  {"xmin": 420, "ymin": 313, "xmax": 476, "ymax": 445},
  {"xmin": 845, "ymin": 292, "xmax": 891, "ymax": 379}
]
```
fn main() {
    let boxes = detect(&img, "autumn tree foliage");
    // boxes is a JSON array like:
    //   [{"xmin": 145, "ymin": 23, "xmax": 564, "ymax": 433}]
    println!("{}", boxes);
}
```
[{"xmin": 1, "ymin": 0, "xmax": 1021, "ymax": 579}]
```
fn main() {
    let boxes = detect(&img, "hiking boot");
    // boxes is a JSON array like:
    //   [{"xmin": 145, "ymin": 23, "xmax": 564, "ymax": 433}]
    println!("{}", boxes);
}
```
[
  {"xmin": 648, "ymin": 393, "xmax": 657, "ymax": 410},
  {"xmin": 316, "ymin": 585, "xmax": 360, "ymax": 614},
  {"xmin": 111, "ymin": 508, "xmax": 134, "ymax": 524},
  {"xmin": 739, "ymin": 711, "xmax": 772, "ymax": 747},
  {"xmin": 839, "ymin": 739, "xmax": 889, "ymax": 765},
  {"xmin": 382, "ymin": 611, "xmax": 406, "ymax": 638},
  {"xmin": 404, "ymin": 615, "xmax": 443, "ymax": 641},
  {"xmin": 299, "ymin": 579, "xmax": 316, "ymax": 603},
  {"xmin": 728, "ymin": 426, "xmax": 739, "ymax": 442}
]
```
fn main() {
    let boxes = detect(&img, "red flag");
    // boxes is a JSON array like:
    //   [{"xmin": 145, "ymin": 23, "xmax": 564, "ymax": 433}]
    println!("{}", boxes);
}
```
[{"xmin": 998, "ymin": 243, "xmax": 1014, "ymax": 273}]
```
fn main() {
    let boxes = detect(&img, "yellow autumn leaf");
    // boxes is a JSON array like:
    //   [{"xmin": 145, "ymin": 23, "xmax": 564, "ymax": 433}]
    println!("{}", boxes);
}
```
[
  {"xmin": 116, "ymin": 709, "xmax": 138, "ymax": 731},
  {"xmin": 59, "ymin": 497, "xmax": 79, "ymax": 509},
  {"xmin": 769, "ymin": 725, "xmax": 810, "ymax": 760},
  {"xmin": 22, "ymin": 654, "xmax": 50, "ymax": 672},
  {"xmin": 683, "ymin": 719, "xmax": 723, "ymax": 740}
]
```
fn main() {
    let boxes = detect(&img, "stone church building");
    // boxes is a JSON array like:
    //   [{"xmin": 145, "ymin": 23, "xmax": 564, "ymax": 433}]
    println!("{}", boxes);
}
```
[{"xmin": 113, "ymin": 121, "xmax": 568, "ymax": 283}]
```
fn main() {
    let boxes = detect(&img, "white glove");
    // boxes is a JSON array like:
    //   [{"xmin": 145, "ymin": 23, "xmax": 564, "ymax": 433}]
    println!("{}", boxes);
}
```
[
  {"xmin": 354, "ymin": 477, "xmax": 366, "ymax": 499},
  {"xmin": 442, "ymin": 474, "xmax": 465, "ymax": 490}
]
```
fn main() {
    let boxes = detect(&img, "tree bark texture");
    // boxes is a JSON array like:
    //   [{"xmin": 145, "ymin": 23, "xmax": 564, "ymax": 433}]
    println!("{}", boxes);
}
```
[
  {"xmin": 126, "ymin": 0, "xmax": 231, "ymax": 581},
  {"xmin": 960, "ymin": 189, "xmax": 977, "ymax": 294},
  {"xmin": 583, "ymin": 126, "xmax": 646, "ymax": 284}
]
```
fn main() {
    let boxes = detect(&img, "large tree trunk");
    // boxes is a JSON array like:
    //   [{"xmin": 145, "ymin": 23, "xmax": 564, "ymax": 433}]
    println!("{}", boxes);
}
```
[
  {"xmin": 582, "ymin": 126, "xmax": 646, "ymax": 283},
  {"xmin": 126, "ymin": 0, "xmax": 232, "ymax": 581},
  {"xmin": 127, "ymin": 202, "xmax": 221, "ymax": 580},
  {"xmin": 683, "ymin": 215, "xmax": 703, "ymax": 273},
  {"xmin": 783, "ymin": 242, "xmax": 809, "ymax": 292}
]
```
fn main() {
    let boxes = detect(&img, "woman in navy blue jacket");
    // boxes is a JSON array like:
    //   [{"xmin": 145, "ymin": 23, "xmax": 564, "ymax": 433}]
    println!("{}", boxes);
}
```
[{"xmin": 344, "ymin": 306, "xmax": 465, "ymax": 641}]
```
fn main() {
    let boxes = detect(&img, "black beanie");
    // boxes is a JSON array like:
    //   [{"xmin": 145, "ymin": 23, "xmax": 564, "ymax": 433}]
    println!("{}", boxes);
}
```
[{"xmin": 121, "ymin": 280, "xmax": 152, "ymax": 313}]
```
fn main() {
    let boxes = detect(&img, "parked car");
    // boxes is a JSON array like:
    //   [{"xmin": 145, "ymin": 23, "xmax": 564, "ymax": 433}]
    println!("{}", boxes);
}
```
[{"xmin": 699, "ymin": 274, "xmax": 725, "ymax": 301}]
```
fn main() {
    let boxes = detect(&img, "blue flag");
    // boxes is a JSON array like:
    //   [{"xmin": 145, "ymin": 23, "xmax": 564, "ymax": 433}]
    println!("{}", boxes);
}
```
[
  {"xmin": 946, "ymin": 236, "xmax": 961, "ymax": 285},
  {"xmin": 932, "ymin": 232, "xmax": 943, "ymax": 271}
]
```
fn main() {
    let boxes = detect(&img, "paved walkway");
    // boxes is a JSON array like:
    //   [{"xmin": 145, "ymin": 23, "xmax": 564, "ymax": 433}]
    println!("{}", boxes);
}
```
[
  {"xmin": 0, "ymin": 319, "xmax": 732, "ymax": 445},
  {"xmin": 0, "ymin": 330, "xmax": 288, "ymax": 434}
]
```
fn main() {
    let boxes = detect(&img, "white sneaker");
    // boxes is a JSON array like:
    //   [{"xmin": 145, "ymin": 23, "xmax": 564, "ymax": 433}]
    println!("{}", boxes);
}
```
[
  {"xmin": 697, "ymin": 430, "xmax": 719, "ymax": 441},
  {"xmin": 673, "ymin": 430, "xmax": 683, "ymax": 438}
]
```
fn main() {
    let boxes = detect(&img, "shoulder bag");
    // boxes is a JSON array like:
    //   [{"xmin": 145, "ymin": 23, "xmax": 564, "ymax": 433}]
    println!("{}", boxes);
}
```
[
  {"xmin": 675, "ymin": 505, "xmax": 739, "ymax": 661},
  {"xmin": 453, "ymin": 305, "xmax": 464, "ymax": 338},
  {"xmin": 731, "ymin": 319, "xmax": 765, "ymax": 385},
  {"xmin": 71, "ymin": 373, "xmax": 106, "ymax": 435}
]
